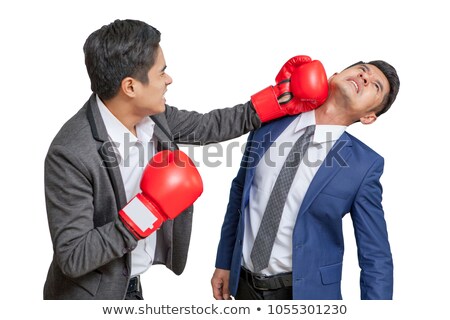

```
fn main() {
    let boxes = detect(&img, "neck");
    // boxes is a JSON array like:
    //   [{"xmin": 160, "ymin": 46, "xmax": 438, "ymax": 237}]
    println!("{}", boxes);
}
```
[
  {"xmin": 102, "ymin": 96, "xmax": 143, "ymax": 136},
  {"xmin": 315, "ymin": 101, "xmax": 352, "ymax": 126}
]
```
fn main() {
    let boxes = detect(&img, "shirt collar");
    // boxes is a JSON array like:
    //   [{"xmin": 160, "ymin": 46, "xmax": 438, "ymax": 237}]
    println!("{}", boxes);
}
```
[
  {"xmin": 96, "ymin": 95, "xmax": 155, "ymax": 158},
  {"xmin": 294, "ymin": 110, "xmax": 347, "ymax": 144}
]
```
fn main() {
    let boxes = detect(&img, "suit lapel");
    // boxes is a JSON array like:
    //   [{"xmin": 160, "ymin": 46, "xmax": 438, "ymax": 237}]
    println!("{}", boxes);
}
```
[
  {"xmin": 242, "ymin": 116, "xmax": 298, "ymax": 207},
  {"xmin": 151, "ymin": 112, "xmax": 184, "ymax": 269},
  {"xmin": 86, "ymin": 94, "xmax": 128, "ymax": 211},
  {"xmin": 298, "ymin": 132, "xmax": 353, "ymax": 216}
]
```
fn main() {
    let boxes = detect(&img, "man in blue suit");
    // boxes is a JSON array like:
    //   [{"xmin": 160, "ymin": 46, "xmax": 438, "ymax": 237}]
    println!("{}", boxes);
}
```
[{"xmin": 211, "ymin": 60, "xmax": 400, "ymax": 300}]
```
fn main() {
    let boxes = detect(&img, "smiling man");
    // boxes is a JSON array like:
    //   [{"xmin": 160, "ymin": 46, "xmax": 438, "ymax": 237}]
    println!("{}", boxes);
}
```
[{"xmin": 212, "ymin": 60, "xmax": 400, "ymax": 300}]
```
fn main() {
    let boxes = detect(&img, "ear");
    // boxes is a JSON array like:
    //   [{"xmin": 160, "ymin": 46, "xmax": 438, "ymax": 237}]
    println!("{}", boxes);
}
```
[
  {"xmin": 120, "ymin": 77, "xmax": 136, "ymax": 98},
  {"xmin": 328, "ymin": 72, "xmax": 338, "ymax": 81},
  {"xmin": 359, "ymin": 112, "xmax": 377, "ymax": 125}
]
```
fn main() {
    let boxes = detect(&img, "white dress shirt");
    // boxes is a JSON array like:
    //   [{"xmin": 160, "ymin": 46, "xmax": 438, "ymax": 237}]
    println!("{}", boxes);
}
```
[
  {"xmin": 242, "ymin": 110, "xmax": 347, "ymax": 275},
  {"xmin": 97, "ymin": 95, "xmax": 157, "ymax": 277}
]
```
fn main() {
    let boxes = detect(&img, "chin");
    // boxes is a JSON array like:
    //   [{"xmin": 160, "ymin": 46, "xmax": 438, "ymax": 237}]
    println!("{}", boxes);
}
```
[{"xmin": 150, "ymin": 104, "xmax": 166, "ymax": 114}]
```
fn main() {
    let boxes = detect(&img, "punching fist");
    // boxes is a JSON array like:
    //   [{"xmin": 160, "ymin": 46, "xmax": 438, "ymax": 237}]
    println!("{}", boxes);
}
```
[
  {"xmin": 251, "ymin": 55, "xmax": 328, "ymax": 122},
  {"xmin": 119, "ymin": 150, "xmax": 203, "ymax": 240}
]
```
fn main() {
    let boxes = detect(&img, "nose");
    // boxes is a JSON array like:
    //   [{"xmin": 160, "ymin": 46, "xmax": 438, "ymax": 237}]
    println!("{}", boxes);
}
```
[
  {"xmin": 358, "ymin": 71, "xmax": 369, "ymax": 86},
  {"xmin": 165, "ymin": 73, "xmax": 173, "ymax": 85}
]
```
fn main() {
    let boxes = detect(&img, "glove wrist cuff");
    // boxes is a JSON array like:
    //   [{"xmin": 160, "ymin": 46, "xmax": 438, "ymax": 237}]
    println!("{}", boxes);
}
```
[
  {"xmin": 119, "ymin": 194, "xmax": 164, "ymax": 239},
  {"xmin": 251, "ymin": 86, "xmax": 285, "ymax": 123}
]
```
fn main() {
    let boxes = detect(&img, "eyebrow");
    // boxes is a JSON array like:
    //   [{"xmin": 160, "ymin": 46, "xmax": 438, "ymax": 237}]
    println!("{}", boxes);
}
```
[{"xmin": 361, "ymin": 64, "xmax": 384, "ymax": 92}]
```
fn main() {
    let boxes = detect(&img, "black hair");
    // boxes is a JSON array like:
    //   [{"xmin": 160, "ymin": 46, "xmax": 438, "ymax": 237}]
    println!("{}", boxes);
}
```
[{"xmin": 83, "ymin": 19, "xmax": 161, "ymax": 100}]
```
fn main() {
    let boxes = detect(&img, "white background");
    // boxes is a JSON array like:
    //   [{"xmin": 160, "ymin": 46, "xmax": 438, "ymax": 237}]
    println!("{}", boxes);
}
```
[{"xmin": 1, "ymin": 0, "xmax": 449, "ymax": 318}]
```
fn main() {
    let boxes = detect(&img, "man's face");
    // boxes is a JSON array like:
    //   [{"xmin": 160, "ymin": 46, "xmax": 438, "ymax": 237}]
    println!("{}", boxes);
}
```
[
  {"xmin": 329, "ymin": 63, "xmax": 389, "ymax": 123},
  {"xmin": 133, "ymin": 46, "xmax": 172, "ymax": 116}
]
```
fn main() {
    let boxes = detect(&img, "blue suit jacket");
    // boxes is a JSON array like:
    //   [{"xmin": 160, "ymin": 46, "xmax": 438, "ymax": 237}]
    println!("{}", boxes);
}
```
[{"xmin": 215, "ymin": 115, "xmax": 393, "ymax": 300}]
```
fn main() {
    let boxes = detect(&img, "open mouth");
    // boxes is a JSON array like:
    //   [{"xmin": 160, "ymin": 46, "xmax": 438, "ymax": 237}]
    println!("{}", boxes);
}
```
[{"xmin": 349, "ymin": 80, "xmax": 359, "ymax": 93}]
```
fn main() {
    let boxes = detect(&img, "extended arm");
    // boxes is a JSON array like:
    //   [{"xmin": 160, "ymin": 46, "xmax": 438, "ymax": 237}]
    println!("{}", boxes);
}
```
[{"xmin": 165, "ymin": 55, "xmax": 328, "ymax": 145}]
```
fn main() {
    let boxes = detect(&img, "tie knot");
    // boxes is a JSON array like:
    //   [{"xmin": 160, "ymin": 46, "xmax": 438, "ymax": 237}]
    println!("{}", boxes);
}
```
[{"xmin": 303, "ymin": 125, "xmax": 316, "ymax": 141}]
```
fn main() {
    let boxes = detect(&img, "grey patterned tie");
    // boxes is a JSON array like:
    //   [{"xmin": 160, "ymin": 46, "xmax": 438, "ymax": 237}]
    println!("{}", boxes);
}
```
[{"xmin": 250, "ymin": 125, "xmax": 315, "ymax": 272}]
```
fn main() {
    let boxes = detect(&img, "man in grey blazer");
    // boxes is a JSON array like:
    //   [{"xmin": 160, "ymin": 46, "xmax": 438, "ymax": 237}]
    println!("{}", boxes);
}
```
[{"xmin": 44, "ymin": 19, "xmax": 324, "ymax": 299}]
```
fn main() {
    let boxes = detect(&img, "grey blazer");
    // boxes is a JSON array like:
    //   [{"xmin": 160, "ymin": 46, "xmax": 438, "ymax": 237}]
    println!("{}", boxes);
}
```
[{"xmin": 43, "ymin": 94, "xmax": 260, "ymax": 299}]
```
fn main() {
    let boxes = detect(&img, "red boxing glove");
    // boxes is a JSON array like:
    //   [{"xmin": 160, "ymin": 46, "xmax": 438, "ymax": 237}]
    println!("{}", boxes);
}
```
[
  {"xmin": 251, "ymin": 55, "xmax": 328, "ymax": 122},
  {"xmin": 119, "ymin": 150, "xmax": 203, "ymax": 239}
]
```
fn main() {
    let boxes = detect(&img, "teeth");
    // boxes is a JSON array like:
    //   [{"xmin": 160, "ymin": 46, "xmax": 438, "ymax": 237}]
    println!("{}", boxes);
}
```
[{"xmin": 350, "ymin": 80, "xmax": 358, "ymax": 92}]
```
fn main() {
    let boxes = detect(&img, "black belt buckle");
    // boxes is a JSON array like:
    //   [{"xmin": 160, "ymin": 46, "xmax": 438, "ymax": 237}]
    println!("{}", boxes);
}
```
[
  {"xmin": 252, "ymin": 274, "xmax": 270, "ymax": 291},
  {"xmin": 242, "ymin": 267, "xmax": 292, "ymax": 291},
  {"xmin": 128, "ymin": 276, "xmax": 140, "ymax": 293}
]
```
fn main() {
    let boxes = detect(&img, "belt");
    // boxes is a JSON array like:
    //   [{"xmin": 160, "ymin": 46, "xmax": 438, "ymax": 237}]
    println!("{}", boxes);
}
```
[
  {"xmin": 127, "ymin": 276, "xmax": 141, "ymax": 293},
  {"xmin": 240, "ymin": 267, "xmax": 292, "ymax": 291}
]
